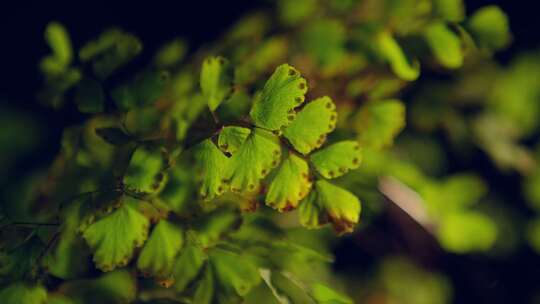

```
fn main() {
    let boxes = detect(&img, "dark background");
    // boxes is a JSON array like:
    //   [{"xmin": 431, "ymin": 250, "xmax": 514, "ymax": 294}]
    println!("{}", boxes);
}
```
[{"xmin": 0, "ymin": 1, "xmax": 538, "ymax": 303}]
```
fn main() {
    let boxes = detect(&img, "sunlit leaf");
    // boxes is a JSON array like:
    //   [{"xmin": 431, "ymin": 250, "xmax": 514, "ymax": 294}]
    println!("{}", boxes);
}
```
[
  {"xmin": 201, "ymin": 56, "xmax": 233, "ymax": 111},
  {"xmin": 311, "ymin": 283, "xmax": 353, "ymax": 304},
  {"xmin": 376, "ymin": 31, "xmax": 420, "ymax": 81},
  {"xmin": 433, "ymin": 0, "xmax": 465, "ymax": 22},
  {"xmin": 266, "ymin": 152, "xmax": 312, "ymax": 212},
  {"xmin": 209, "ymin": 248, "xmax": 261, "ymax": 296},
  {"xmin": 82, "ymin": 200, "xmax": 150, "ymax": 271},
  {"xmin": 299, "ymin": 180, "xmax": 361, "ymax": 234},
  {"xmin": 123, "ymin": 147, "xmax": 167, "ymax": 194},
  {"xmin": 310, "ymin": 141, "xmax": 362, "ymax": 179},
  {"xmin": 467, "ymin": 5, "xmax": 511, "ymax": 51},
  {"xmin": 250, "ymin": 64, "xmax": 308, "ymax": 130},
  {"xmin": 283, "ymin": 96, "xmax": 337, "ymax": 155},
  {"xmin": 225, "ymin": 128, "xmax": 281, "ymax": 193},
  {"xmin": 438, "ymin": 212, "xmax": 497, "ymax": 253},
  {"xmin": 218, "ymin": 126, "xmax": 251, "ymax": 154},
  {"xmin": 193, "ymin": 139, "xmax": 230, "ymax": 200},
  {"xmin": 424, "ymin": 22, "xmax": 463, "ymax": 69},
  {"xmin": 172, "ymin": 245, "xmax": 207, "ymax": 292}
]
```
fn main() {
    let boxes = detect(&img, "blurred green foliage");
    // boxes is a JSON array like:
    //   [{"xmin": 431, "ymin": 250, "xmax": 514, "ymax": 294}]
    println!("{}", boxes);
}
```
[{"xmin": 3, "ymin": 0, "xmax": 538, "ymax": 303}]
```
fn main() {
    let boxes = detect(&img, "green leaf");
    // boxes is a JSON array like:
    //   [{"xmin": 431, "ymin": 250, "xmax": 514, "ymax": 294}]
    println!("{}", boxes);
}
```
[
  {"xmin": 193, "ymin": 209, "xmax": 240, "ymax": 247},
  {"xmin": 376, "ymin": 31, "xmax": 420, "ymax": 81},
  {"xmin": 0, "ymin": 283, "xmax": 47, "ymax": 304},
  {"xmin": 154, "ymin": 38, "xmax": 187, "ymax": 67},
  {"xmin": 467, "ymin": 5, "xmax": 510, "ymax": 50},
  {"xmin": 218, "ymin": 126, "xmax": 251, "ymax": 154},
  {"xmin": 266, "ymin": 152, "xmax": 312, "ymax": 212},
  {"xmin": 283, "ymin": 96, "xmax": 337, "ymax": 155},
  {"xmin": 58, "ymin": 270, "xmax": 136, "ymax": 304},
  {"xmin": 311, "ymin": 283, "xmax": 353, "ymax": 304},
  {"xmin": 437, "ymin": 211, "xmax": 497, "ymax": 253},
  {"xmin": 432, "ymin": 0, "xmax": 465, "ymax": 22},
  {"xmin": 225, "ymin": 128, "xmax": 282, "ymax": 193},
  {"xmin": 172, "ymin": 245, "xmax": 207, "ymax": 292},
  {"xmin": 310, "ymin": 141, "xmax": 362, "ymax": 179},
  {"xmin": 209, "ymin": 249, "xmax": 261, "ymax": 296},
  {"xmin": 42, "ymin": 201, "xmax": 90, "ymax": 279},
  {"xmin": 249, "ymin": 64, "xmax": 308, "ymax": 130},
  {"xmin": 82, "ymin": 200, "xmax": 150, "ymax": 271},
  {"xmin": 137, "ymin": 220, "xmax": 184, "ymax": 278},
  {"xmin": 424, "ymin": 22, "xmax": 463, "ymax": 69},
  {"xmin": 201, "ymin": 56, "xmax": 233, "ymax": 111},
  {"xmin": 299, "ymin": 180, "xmax": 361, "ymax": 234},
  {"xmin": 300, "ymin": 19, "xmax": 346, "ymax": 67},
  {"xmin": 270, "ymin": 272, "xmax": 315, "ymax": 304},
  {"xmin": 193, "ymin": 139, "xmax": 230, "ymax": 201},
  {"xmin": 43, "ymin": 22, "xmax": 72, "ymax": 69},
  {"xmin": 95, "ymin": 127, "xmax": 132, "ymax": 146},
  {"xmin": 123, "ymin": 147, "xmax": 167, "ymax": 194},
  {"xmin": 278, "ymin": 0, "xmax": 317, "ymax": 25},
  {"xmin": 194, "ymin": 264, "xmax": 215, "ymax": 304},
  {"xmin": 354, "ymin": 99, "xmax": 405, "ymax": 150}
]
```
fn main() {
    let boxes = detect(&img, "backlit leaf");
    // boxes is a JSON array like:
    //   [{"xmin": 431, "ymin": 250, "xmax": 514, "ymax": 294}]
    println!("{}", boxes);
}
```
[
  {"xmin": 299, "ymin": 180, "xmax": 361, "ymax": 234},
  {"xmin": 226, "ymin": 128, "xmax": 282, "ymax": 193},
  {"xmin": 437, "ymin": 211, "xmax": 497, "ymax": 253},
  {"xmin": 467, "ymin": 5, "xmax": 510, "ymax": 51},
  {"xmin": 82, "ymin": 199, "xmax": 150, "ymax": 271},
  {"xmin": 376, "ymin": 31, "xmax": 420, "ymax": 81},
  {"xmin": 310, "ymin": 141, "xmax": 362, "ymax": 179},
  {"xmin": 0, "ymin": 283, "xmax": 47, "ymax": 304},
  {"xmin": 266, "ymin": 152, "xmax": 312, "ymax": 212},
  {"xmin": 424, "ymin": 22, "xmax": 463, "ymax": 69},
  {"xmin": 209, "ymin": 249, "xmax": 261, "ymax": 296},
  {"xmin": 283, "ymin": 96, "xmax": 337, "ymax": 155},
  {"xmin": 172, "ymin": 245, "xmax": 207, "ymax": 292},
  {"xmin": 123, "ymin": 147, "xmax": 167, "ymax": 194},
  {"xmin": 218, "ymin": 126, "xmax": 251, "ymax": 154},
  {"xmin": 201, "ymin": 56, "xmax": 233, "ymax": 111},
  {"xmin": 250, "ymin": 64, "xmax": 308, "ymax": 130},
  {"xmin": 311, "ymin": 283, "xmax": 353, "ymax": 304},
  {"xmin": 193, "ymin": 139, "xmax": 230, "ymax": 201}
]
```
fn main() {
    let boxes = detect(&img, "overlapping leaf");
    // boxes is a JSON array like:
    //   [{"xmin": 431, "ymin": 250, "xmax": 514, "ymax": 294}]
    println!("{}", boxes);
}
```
[
  {"xmin": 249, "ymin": 64, "xmax": 308, "ymax": 130},
  {"xmin": 225, "ymin": 128, "xmax": 281, "ymax": 193},
  {"xmin": 424, "ymin": 22, "xmax": 463, "ymax": 69},
  {"xmin": 266, "ymin": 152, "xmax": 312, "ymax": 212},
  {"xmin": 310, "ymin": 141, "xmax": 362, "ymax": 179},
  {"xmin": 283, "ymin": 96, "xmax": 337, "ymax": 155},
  {"xmin": 193, "ymin": 139, "xmax": 230, "ymax": 200},
  {"xmin": 209, "ymin": 249, "xmax": 261, "ymax": 297},
  {"xmin": 299, "ymin": 180, "xmax": 361, "ymax": 234},
  {"xmin": 172, "ymin": 245, "xmax": 207, "ymax": 292},
  {"xmin": 218, "ymin": 126, "xmax": 251, "ymax": 154},
  {"xmin": 137, "ymin": 220, "xmax": 184, "ymax": 278}
]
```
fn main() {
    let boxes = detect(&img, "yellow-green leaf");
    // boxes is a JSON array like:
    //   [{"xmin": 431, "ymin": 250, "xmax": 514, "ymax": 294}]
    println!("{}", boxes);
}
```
[
  {"xmin": 201, "ymin": 56, "xmax": 233, "ymax": 111},
  {"xmin": 283, "ymin": 96, "xmax": 337, "ymax": 155},
  {"xmin": 266, "ymin": 152, "xmax": 312, "ymax": 212},
  {"xmin": 193, "ymin": 139, "xmax": 230, "ymax": 201},
  {"xmin": 249, "ymin": 64, "xmax": 308, "ymax": 130},
  {"xmin": 310, "ymin": 141, "xmax": 362, "ymax": 179},
  {"xmin": 218, "ymin": 126, "xmax": 251, "ymax": 154}
]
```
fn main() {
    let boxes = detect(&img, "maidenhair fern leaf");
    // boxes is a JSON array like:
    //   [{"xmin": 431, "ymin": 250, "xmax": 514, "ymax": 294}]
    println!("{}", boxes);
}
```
[
  {"xmin": 82, "ymin": 199, "xmax": 150, "ymax": 271},
  {"xmin": 354, "ymin": 99, "xmax": 405, "ymax": 150},
  {"xmin": 424, "ymin": 22, "xmax": 463, "ymax": 69},
  {"xmin": 209, "ymin": 249, "xmax": 261, "ymax": 296},
  {"xmin": 299, "ymin": 180, "xmax": 361, "ymax": 234},
  {"xmin": 201, "ymin": 56, "xmax": 233, "ymax": 111},
  {"xmin": 172, "ymin": 245, "xmax": 207, "ymax": 292},
  {"xmin": 249, "ymin": 64, "xmax": 308, "ymax": 130},
  {"xmin": 225, "ymin": 128, "xmax": 281, "ymax": 193},
  {"xmin": 376, "ymin": 31, "xmax": 420, "ymax": 81},
  {"xmin": 194, "ymin": 139, "xmax": 230, "ymax": 201},
  {"xmin": 283, "ymin": 96, "xmax": 337, "ymax": 155},
  {"xmin": 311, "ymin": 284, "xmax": 353, "ymax": 304},
  {"xmin": 123, "ymin": 147, "xmax": 167, "ymax": 194},
  {"xmin": 0, "ymin": 283, "xmax": 48, "ymax": 304},
  {"xmin": 467, "ymin": 5, "xmax": 510, "ymax": 51},
  {"xmin": 266, "ymin": 152, "xmax": 312, "ymax": 212},
  {"xmin": 218, "ymin": 126, "xmax": 251, "ymax": 154},
  {"xmin": 194, "ymin": 265, "xmax": 215, "ymax": 304},
  {"xmin": 137, "ymin": 220, "xmax": 184, "ymax": 278},
  {"xmin": 310, "ymin": 141, "xmax": 362, "ymax": 179}
]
